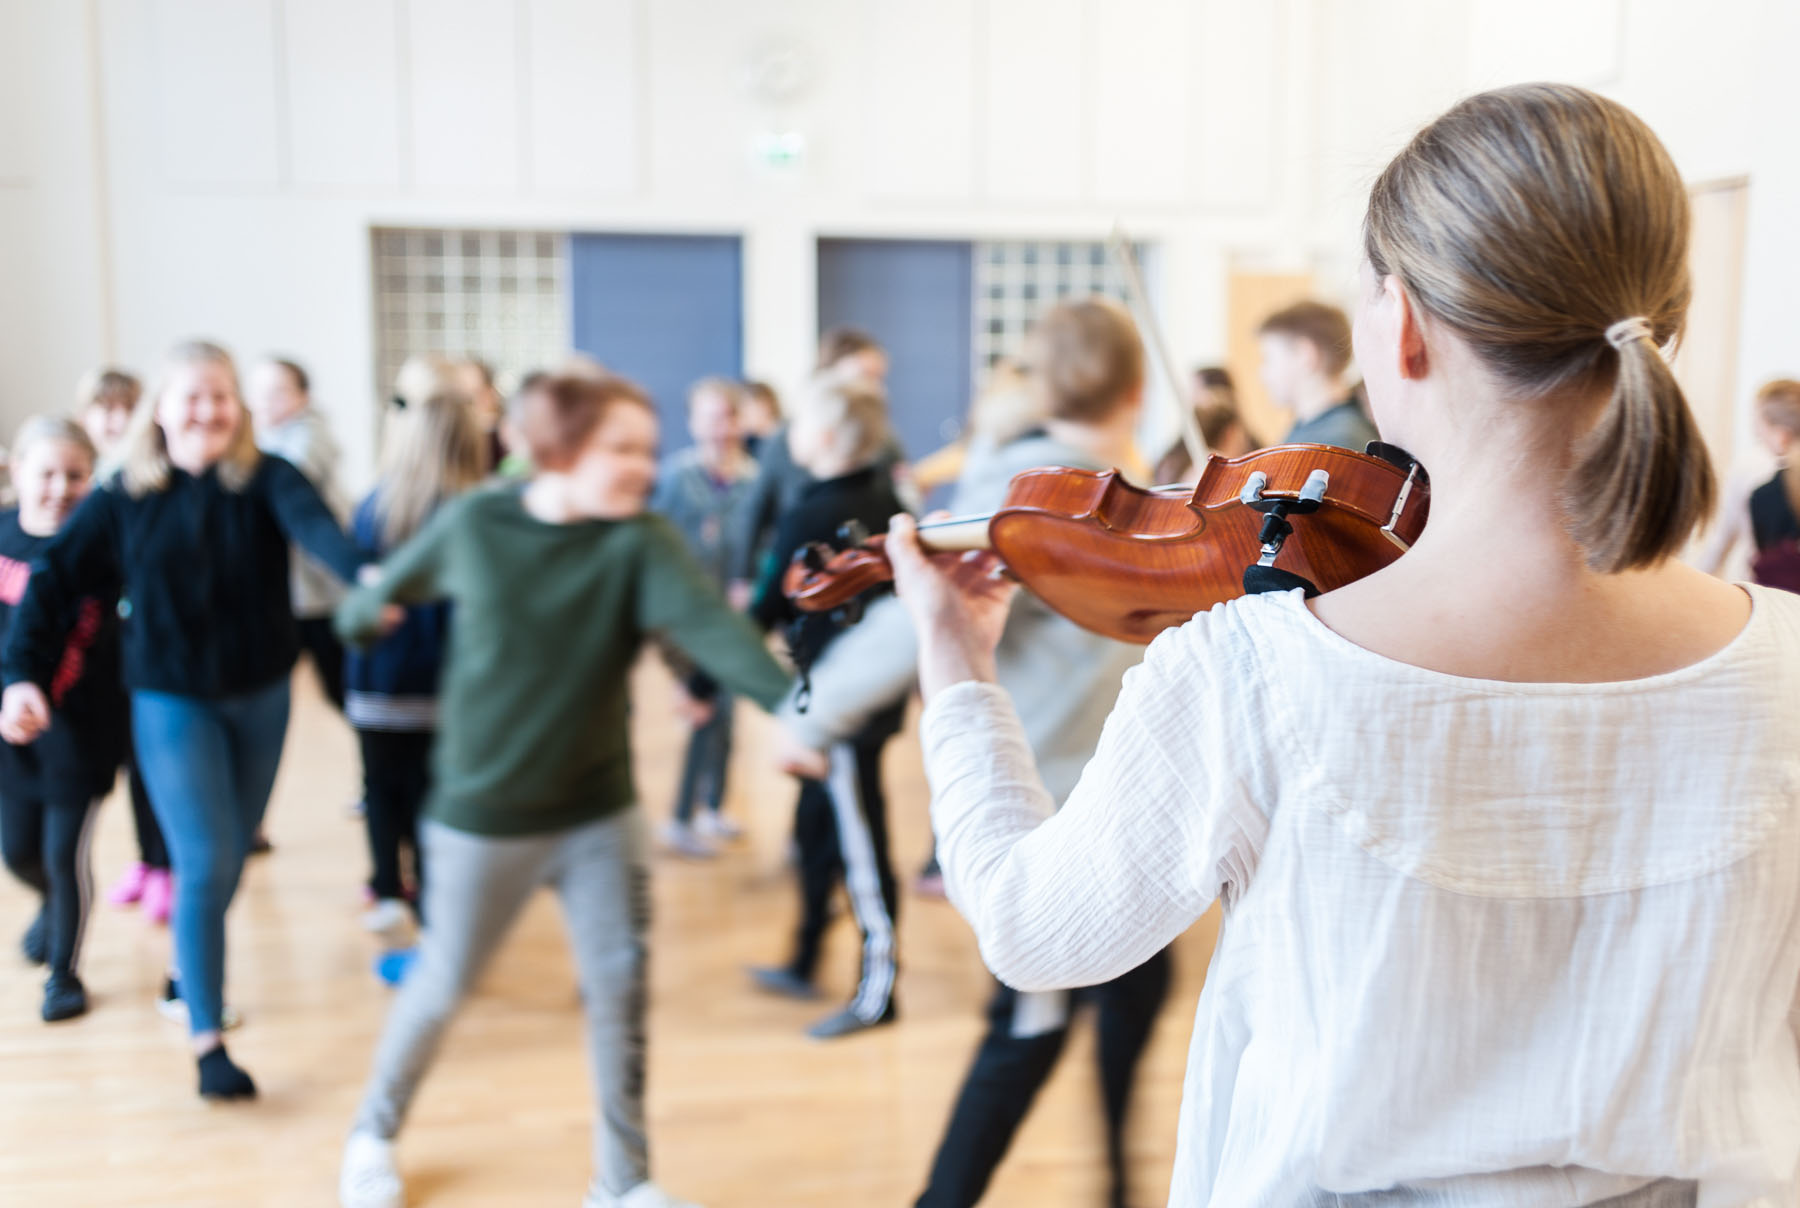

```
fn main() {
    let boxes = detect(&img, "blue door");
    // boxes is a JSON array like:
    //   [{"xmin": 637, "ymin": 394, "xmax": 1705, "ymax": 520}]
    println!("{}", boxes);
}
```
[
  {"xmin": 568, "ymin": 234, "xmax": 743, "ymax": 451},
  {"xmin": 816, "ymin": 238, "xmax": 973, "ymax": 463}
]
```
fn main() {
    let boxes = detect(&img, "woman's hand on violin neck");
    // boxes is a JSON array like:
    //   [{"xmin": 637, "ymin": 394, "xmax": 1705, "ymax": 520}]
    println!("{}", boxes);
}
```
[{"xmin": 886, "ymin": 512, "xmax": 1014, "ymax": 700}]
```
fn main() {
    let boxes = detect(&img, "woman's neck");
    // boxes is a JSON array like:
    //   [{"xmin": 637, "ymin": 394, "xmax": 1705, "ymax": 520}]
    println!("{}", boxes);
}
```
[{"xmin": 1310, "ymin": 379, "xmax": 1749, "ymax": 682}]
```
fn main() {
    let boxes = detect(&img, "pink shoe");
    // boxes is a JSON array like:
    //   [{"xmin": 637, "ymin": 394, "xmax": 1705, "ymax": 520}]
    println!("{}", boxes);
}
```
[
  {"xmin": 107, "ymin": 862, "xmax": 151, "ymax": 907},
  {"xmin": 141, "ymin": 868, "xmax": 173, "ymax": 926}
]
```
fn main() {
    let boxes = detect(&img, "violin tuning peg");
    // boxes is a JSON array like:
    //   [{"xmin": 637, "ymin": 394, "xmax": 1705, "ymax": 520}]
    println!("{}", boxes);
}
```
[
  {"xmin": 801, "ymin": 544, "xmax": 827, "ymax": 572},
  {"xmin": 837, "ymin": 519, "xmax": 870, "ymax": 549}
]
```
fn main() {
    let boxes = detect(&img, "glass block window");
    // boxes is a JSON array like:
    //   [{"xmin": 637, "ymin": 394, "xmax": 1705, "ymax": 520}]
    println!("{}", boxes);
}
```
[
  {"xmin": 370, "ymin": 227, "xmax": 567, "ymax": 397},
  {"xmin": 972, "ymin": 240, "xmax": 1141, "ymax": 379}
]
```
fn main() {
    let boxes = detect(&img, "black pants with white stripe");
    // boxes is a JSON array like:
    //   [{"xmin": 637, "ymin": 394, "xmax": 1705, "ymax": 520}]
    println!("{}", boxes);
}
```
[
  {"xmin": 917, "ymin": 947, "xmax": 1174, "ymax": 1207},
  {"xmin": 788, "ymin": 706, "xmax": 905, "ymax": 1021},
  {"xmin": 0, "ymin": 788, "xmax": 96, "ymax": 979}
]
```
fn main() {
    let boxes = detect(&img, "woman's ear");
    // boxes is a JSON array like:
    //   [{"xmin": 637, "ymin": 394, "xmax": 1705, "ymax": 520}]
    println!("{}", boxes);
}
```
[{"xmin": 1389, "ymin": 278, "xmax": 1430, "ymax": 381}]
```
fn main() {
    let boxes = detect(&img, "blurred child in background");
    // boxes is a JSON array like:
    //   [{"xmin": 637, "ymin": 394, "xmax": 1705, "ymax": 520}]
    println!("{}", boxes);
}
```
[
  {"xmin": 1698, "ymin": 378, "xmax": 1800, "ymax": 591},
  {"xmin": 75, "ymin": 368, "xmax": 175, "ymax": 923},
  {"xmin": 0, "ymin": 419, "xmax": 125, "ymax": 1023},
  {"xmin": 1257, "ymin": 301, "xmax": 1377, "ymax": 450},
  {"xmin": 346, "ymin": 392, "xmax": 487, "ymax": 952},
  {"xmin": 1153, "ymin": 366, "xmax": 1257, "ymax": 483},
  {"xmin": 911, "ymin": 358, "xmax": 1044, "ymax": 497},
  {"xmin": 745, "ymin": 368, "xmax": 911, "ymax": 1040},
  {"xmin": 77, "ymin": 368, "xmax": 139, "ymax": 457},
  {"xmin": 729, "ymin": 329, "xmax": 899, "ymax": 601},
  {"xmin": 739, "ymin": 380, "xmax": 783, "ymax": 460},
  {"xmin": 452, "ymin": 356, "xmax": 508, "ymax": 471},
  {"xmin": 336, "ymin": 373, "xmax": 791, "ymax": 1208},
  {"xmin": 248, "ymin": 357, "xmax": 352, "ymax": 716},
  {"xmin": 651, "ymin": 378, "xmax": 759, "ymax": 857}
]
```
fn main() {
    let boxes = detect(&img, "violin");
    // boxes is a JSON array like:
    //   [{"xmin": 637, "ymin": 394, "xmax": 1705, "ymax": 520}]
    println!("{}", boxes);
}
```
[{"xmin": 782, "ymin": 441, "xmax": 1430, "ymax": 645}]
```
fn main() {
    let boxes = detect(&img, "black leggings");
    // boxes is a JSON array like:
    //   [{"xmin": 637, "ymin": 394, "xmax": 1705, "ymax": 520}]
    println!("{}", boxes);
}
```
[
  {"xmin": 0, "ymin": 791, "xmax": 97, "ymax": 978},
  {"xmin": 359, "ymin": 729, "xmax": 432, "ymax": 918},
  {"xmin": 917, "ymin": 947, "xmax": 1174, "ymax": 1208}
]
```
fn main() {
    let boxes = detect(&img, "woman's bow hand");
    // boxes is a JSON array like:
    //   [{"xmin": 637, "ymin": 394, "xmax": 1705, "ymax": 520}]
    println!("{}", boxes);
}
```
[{"xmin": 885, "ymin": 513, "xmax": 1015, "ymax": 700}]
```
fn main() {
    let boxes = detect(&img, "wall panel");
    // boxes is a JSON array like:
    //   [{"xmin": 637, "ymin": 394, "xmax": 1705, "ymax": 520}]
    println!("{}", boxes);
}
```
[
  {"xmin": 285, "ymin": 0, "xmax": 403, "ymax": 189},
  {"xmin": 408, "ymin": 0, "xmax": 520, "ymax": 192},
  {"xmin": 981, "ymin": 0, "xmax": 1082, "ymax": 202},
  {"xmin": 152, "ymin": 0, "xmax": 282, "ymax": 187},
  {"xmin": 526, "ymin": 0, "xmax": 640, "ymax": 196},
  {"xmin": 865, "ymin": 0, "xmax": 975, "ymax": 201}
]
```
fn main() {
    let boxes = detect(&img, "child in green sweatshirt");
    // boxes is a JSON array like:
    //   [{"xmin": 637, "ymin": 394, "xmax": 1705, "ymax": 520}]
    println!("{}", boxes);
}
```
[{"xmin": 335, "ymin": 373, "xmax": 791, "ymax": 1208}]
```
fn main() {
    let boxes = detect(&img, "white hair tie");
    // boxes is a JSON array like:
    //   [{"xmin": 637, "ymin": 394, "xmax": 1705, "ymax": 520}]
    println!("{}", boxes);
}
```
[{"xmin": 1605, "ymin": 317, "xmax": 1655, "ymax": 350}]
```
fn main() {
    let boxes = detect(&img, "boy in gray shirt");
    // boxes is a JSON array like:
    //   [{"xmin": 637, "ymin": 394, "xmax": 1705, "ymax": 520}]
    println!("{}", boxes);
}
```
[
  {"xmin": 774, "ymin": 300, "xmax": 1170, "ymax": 1207},
  {"xmin": 650, "ymin": 378, "xmax": 759, "ymax": 856}
]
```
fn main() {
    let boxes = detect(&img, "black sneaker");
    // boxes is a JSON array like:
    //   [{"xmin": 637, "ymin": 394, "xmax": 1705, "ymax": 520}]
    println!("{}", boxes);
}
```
[
  {"xmin": 747, "ymin": 965, "xmax": 820, "ymax": 1001},
  {"xmin": 41, "ymin": 973, "xmax": 87, "ymax": 1022},
  {"xmin": 196, "ymin": 1044, "xmax": 257, "ymax": 1100},
  {"xmin": 806, "ymin": 1002, "xmax": 898, "ymax": 1040},
  {"xmin": 20, "ymin": 910, "xmax": 47, "ymax": 965}
]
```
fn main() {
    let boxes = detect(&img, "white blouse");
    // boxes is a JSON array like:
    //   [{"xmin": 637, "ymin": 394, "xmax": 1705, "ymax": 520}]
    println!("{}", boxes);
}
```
[{"xmin": 921, "ymin": 586, "xmax": 1800, "ymax": 1208}]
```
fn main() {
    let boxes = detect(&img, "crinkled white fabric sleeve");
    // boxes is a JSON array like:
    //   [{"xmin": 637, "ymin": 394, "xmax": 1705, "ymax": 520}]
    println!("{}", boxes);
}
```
[{"xmin": 920, "ymin": 620, "xmax": 1265, "ymax": 992}]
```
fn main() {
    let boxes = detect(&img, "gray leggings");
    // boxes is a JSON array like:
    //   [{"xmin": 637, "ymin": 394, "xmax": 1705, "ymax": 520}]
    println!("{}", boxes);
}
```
[{"xmin": 353, "ymin": 811, "xmax": 650, "ymax": 1196}]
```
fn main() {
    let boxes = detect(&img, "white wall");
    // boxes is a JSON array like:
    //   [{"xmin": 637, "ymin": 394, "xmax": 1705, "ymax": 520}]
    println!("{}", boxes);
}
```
[{"xmin": 0, "ymin": 0, "xmax": 1788, "ymax": 489}]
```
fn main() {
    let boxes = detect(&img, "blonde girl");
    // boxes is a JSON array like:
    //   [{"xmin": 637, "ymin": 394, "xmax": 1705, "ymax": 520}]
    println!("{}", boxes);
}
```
[
  {"xmin": 0, "ymin": 340, "xmax": 364, "ymax": 1100},
  {"xmin": 346, "ymin": 392, "xmax": 487, "ymax": 942}
]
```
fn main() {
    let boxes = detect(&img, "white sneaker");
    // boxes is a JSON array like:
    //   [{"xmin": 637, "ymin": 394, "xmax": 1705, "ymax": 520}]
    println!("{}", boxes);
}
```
[
  {"xmin": 340, "ymin": 1132, "xmax": 404, "ymax": 1208},
  {"xmin": 693, "ymin": 812, "xmax": 743, "ymax": 842},
  {"xmin": 157, "ymin": 978, "xmax": 242, "ymax": 1030},
  {"xmin": 583, "ymin": 1181, "xmax": 701, "ymax": 1208},
  {"xmin": 657, "ymin": 821, "xmax": 716, "ymax": 860},
  {"xmin": 361, "ymin": 898, "xmax": 415, "ymax": 944}
]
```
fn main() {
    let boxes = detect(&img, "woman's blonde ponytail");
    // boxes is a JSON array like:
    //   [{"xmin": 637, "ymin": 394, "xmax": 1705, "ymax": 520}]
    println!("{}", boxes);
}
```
[
  {"xmin": 1568, "ymin": 327, "xmax": 1715, "ymax": 572},
  {"xmin": 1364, "ymin": 84, "xmax": 1716, "ymax": 572}
]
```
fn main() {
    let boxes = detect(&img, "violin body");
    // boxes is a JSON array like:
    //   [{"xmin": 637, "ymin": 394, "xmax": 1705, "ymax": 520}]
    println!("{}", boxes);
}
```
[
  {"xmin": 990, "ymin": 445, "xmax": 1427, "ymax": 642},
  {"xmin": 783, "ymin": 442, "xmax": 1430, "ymax": 645}
]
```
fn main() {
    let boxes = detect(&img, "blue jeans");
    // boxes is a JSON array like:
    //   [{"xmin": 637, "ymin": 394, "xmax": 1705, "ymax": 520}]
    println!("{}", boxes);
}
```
[{"xmin": 132, "ymin": 678, "xmax": 291, "ymax": 1035}]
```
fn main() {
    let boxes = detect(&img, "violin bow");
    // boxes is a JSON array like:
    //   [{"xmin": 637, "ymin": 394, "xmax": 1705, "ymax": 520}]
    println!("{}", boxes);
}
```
[{"xmin": 1107, "ymin": 224, "xmax": 1210, "ymax": 474}]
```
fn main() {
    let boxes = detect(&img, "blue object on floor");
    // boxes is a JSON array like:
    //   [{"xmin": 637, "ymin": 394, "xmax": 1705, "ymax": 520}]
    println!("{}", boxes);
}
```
[{"xmin": 373, "ymin": 947, "xmax": 419, "ymax": 987}]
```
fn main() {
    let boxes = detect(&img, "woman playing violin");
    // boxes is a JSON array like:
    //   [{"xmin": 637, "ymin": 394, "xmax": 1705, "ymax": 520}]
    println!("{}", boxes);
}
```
[{"xmin": 884, "ymin": 84, "xmax": 1800, "ymax": 1207}]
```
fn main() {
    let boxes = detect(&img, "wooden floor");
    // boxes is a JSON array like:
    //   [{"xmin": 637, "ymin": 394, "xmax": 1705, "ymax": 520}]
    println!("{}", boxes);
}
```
[{"xmin": 0, "ymin": 661, "xmax": 1220, "ymax": 1207}]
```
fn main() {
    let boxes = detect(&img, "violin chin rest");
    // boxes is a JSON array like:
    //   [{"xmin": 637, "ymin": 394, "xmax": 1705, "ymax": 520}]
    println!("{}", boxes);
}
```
[{"xmin": 1242, "ymin": 564, "xmax": 1320, "ymax": 598}]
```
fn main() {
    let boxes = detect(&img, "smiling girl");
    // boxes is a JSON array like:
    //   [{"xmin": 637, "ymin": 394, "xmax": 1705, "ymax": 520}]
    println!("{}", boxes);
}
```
[
  {"xmin": 0, "ymin": 418, "xmax": 123, "ymax": 1024},
  {"xmin": 0, "ymin": 340, "xmax": 364, "ymax": 1099}
]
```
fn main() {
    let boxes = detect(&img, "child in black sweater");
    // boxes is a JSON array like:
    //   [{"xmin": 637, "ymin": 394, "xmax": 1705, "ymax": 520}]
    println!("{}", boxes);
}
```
[
  {"xmin": 0, "ymin": 419, "xmax": 126, "ymax": 1022},
  {"xmin": 746, "ymin": 368, "xmax": 911, "ymax": 1039}
]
